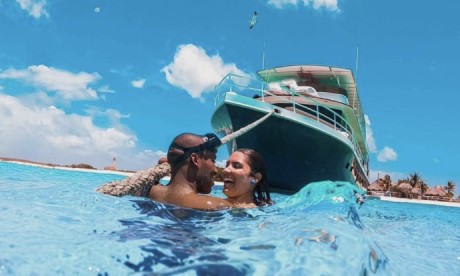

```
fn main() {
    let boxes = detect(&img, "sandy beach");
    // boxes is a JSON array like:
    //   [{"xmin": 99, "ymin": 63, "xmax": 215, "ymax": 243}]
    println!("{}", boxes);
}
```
[
  {"xmin": 0, "ymin": 159, "xmax": 134, "ymax": 177},
  {"xmin": 2, "ymin": 158, "xmax": 457, "ymax": 207},
  {"xmin": 376, "ymin": 195, "xmax": 460, "ymax": 208}
]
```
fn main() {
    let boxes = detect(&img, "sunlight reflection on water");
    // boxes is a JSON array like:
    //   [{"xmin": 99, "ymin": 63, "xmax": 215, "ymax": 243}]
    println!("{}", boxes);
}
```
[{"xmin": 0, "ymin": 162, "xmax": 459, "ymax": 275}]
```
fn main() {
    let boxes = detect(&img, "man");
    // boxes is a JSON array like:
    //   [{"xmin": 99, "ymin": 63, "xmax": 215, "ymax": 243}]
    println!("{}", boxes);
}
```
[
  {"xmin": 96, "ymin": 132, "xmax": 235, "ymax": 210},
  {"xmin": 147, "ymin": 133, "xmax": 235, "ymax": 210}
]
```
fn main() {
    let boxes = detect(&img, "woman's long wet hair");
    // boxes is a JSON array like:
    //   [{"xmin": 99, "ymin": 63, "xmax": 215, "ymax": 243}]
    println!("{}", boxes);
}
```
[{"xmin": 236, "ymin": 148, "xmax": 273, "ymax": 206}]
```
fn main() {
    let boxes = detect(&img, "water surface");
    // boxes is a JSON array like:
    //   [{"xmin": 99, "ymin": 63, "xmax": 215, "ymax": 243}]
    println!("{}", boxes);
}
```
[{"xmin": 0, "ymin": 161, "xmax": 458, "ymax": 275}]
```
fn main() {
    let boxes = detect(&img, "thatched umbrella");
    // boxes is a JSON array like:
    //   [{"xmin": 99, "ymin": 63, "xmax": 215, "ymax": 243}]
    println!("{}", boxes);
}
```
[
  {"xmin": 410, "ymin": 187, "xmax": 421, "ymax": 199},
  {"xmin": 398, "ymin": 182, "xmax": 412, "ymax": 192},
  {"xmin": 397, "ymin": 182, "xmax": 412, "ymax": 197},
  {"xmin": 368, "ymin": 181, "xmax": 385, "ymax": 192},
  {"xmin": 411, "ymin": 187, "xmax": 421, "ymax": 195},
  {"xmin": 425, "ymin": 186, "xmax": 447, "ymax": 197}
]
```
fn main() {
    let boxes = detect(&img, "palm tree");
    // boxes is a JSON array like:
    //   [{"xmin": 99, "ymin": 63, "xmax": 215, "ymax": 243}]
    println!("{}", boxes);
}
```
[
  {"xmin": 382, "ymin": 174, "xmax": 392, "ymax": 191},
  {"xmin": 419, "ymin": 182, "xmax": 428, "ymax": 195},
  {"xmin": 409, "ymin": 172, "xmax": 423, "ymax": 188},
  {"xmin": 446, "ymin": 181, "xmax": 456, "ymax": 198}
]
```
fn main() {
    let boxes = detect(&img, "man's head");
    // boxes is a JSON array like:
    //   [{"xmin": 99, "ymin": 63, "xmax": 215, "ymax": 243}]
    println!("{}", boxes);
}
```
[{"xmin": 167, "ymin": 133, "xmax": 220, "ymax": 194}]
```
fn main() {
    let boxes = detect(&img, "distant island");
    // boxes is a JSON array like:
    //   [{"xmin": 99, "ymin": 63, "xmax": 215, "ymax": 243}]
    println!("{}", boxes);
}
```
[
  {"xmin": 0, "ymin": 156, "xmax": 97, "ymax": 169},
  {"xmin": 0, "ymin": 156, "xmax": 136, "ymax": 174}
]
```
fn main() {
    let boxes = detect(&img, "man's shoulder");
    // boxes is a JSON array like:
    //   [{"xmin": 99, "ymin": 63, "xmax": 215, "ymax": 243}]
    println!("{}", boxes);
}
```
[
  {"xmin": 149, "ymin": 184, "xmax": 168, "ymax": 200},
  {"xmin": 180, "ymin": 194, "xmax": 234, "ymax": 210}
]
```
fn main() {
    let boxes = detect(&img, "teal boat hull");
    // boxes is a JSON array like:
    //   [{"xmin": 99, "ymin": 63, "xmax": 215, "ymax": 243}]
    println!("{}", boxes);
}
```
[{"xmin": 211, "ymin": 94, "xmax": 367, "ymax": 193}]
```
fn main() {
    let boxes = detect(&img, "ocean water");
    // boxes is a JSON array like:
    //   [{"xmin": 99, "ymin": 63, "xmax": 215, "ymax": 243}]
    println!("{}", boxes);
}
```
[{"xmin": 0, "ymin": 161, "xmax": 459, "ymax": 275}]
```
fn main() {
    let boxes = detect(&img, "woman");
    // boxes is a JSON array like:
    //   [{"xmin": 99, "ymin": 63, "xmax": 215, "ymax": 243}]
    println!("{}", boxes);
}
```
[{"xmin": 222, "ymin": 148, "xmax": 273, "ymax": 207}]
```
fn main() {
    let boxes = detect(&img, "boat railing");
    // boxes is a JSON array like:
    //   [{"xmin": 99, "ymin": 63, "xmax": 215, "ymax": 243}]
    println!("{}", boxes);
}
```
[{"xmin": 214, "ymin": 74, "xmax": 365, "ymax": 165}]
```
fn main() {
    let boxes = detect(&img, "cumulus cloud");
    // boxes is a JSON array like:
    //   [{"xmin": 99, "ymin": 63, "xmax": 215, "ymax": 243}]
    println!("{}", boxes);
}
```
[
  {"xmin": 364, "ymin": 114, "xmax": 377, "ymax": 153},
  {"xmin": 0, "ymin": 64, "xmax": 164, "ymax": 170},
  {"xmin": 161, "ymin": 44, "xmax": 251, "ymax": 99},
  {"xmin": 268, "ymin": 0, "xmax": 339, "ymax": 11},
  {"xmin": 16, "ymin": 0, "xmax": 49, "ymax": 18},
  {"xmin": 0, "ymin": 92, "xmax": 165, "ymax": 170},
  {"xmin": 135, "ymin": 150, "xmax": 167, "ymax": 166},
  {"xmin": 0, "ymin": 93, "xmax": 140, "ymax": 166},
  {"xmin": 0, "ymin": 65, "xmax": 100, "ymax": 102},
  {"xmin": 215, "ymin": 159, "xmax": 227, "ymax": 169},
  {"xmin": 131, "ymin": 79, "xmax": 146, "ymax": 88},
  {"xmin": 365, "ymin": 114, "xmax": 398, "ymax": 163},
  {"xmin": 377, "ymin": 146, "xmax": 398, "ymax": 162}
]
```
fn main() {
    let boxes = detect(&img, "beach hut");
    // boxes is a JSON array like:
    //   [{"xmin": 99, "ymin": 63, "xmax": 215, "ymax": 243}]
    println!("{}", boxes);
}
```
[
  {"xmin": 425, "ymin": 186, "xmax": 447, "ymax": 196},
  {"xmin": 410, "ymin": 187, "xmax": 421, "ymax": 199},
  {"xmin": 397, "ymin": 182, "xmax": 412, "ymax": 198},
  {"xmin": 367, "ymin": 181, "xmax": 385, "ymax": 194}
]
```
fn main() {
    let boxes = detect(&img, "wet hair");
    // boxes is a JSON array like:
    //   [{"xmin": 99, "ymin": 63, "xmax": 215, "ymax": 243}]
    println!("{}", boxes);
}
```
[{"xmin": 235, "ymin": 148, "xmax": 273, "ymax": 206}]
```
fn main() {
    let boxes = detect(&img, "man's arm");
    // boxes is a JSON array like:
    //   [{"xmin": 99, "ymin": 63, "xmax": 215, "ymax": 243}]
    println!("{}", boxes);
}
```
[{"xmin": 96, "ymin": 163, "xmax": 171, "ymax": 196}]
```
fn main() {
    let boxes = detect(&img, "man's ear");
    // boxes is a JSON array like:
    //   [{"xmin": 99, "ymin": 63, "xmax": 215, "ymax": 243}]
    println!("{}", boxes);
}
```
[{"xmin": 189, "ymin": 152, "xmax": 200, "ymax": 166}]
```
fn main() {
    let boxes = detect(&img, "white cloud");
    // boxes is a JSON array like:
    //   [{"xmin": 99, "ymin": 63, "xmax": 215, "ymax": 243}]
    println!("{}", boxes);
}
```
[
  {"xmin": 216, "ymin": 159, "xmax": 227, "ymax": 169},
  {"xmin": 131, "ymin": 79, "xmax": 146, "ymax": 88},
  {"xmin": 16, "ymin": 0, "xmax": 49, "ymax": 19},
  {"xmin": 268, "ymin": 0, "xmax": 339, "ymax": 11},
  {"xmin": 98, "ymin": 85, "xmax": 115, "ymax": 93},
  {"xmin": 0, "ymin": 92, "xmax": 162, "ymax": 170},
  {"xmin": 0, "ymin": 65, "xmax": 100, "ymax": 102},
  {"xmin": 0, "ymin": 93, "xmax": 132, "ymax": 164},
  {"xmin": 161, "ymin": 44, "xmax": 251, "ymax": 99},
  {"xmin": 0, "ymin": 64, "xmax": 166, "ymax": 170},
  {"xmin": 377, "ymin": 146, "xmax": 398, "ymax": 162},
  {"xmin": 364, "ymin": 114, "xmax": 377, "ymax": 153},
  {"xmin": 135, "ymin": 150, "xmax": 167, "ymax": 167},
  {"xmin": 365, "ymin": 114, "xmax": 398, "ymax": 163}
]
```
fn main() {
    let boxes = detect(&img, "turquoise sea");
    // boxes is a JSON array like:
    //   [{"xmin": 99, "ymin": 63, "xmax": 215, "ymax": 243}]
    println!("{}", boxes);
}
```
[{"xmin": 0, "ymin": 161, "xmax": 459, "ymax": 275}]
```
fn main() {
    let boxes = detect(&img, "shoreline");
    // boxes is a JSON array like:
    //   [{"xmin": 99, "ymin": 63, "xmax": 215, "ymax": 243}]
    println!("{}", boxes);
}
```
[
  {"xmin": 0, "ymin": 159, "xmax": 134, "ymax": 177},
  {"xmin": 1, "ymin": 158, "xmax": 456, "ymax": 206},
  {"xmin": 374, "ymin": 195, "xmax": 460, "ymax": 208}
]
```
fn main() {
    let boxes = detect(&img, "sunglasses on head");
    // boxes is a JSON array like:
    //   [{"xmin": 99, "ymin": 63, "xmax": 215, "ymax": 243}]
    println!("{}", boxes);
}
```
[{"xmin": 170, "ymin": 133, "xmax": 221, "ymax": 163}]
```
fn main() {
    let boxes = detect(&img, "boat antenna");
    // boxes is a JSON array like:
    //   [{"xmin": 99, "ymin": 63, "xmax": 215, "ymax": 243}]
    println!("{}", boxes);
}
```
[
  {"xmin": 262, "ymin": 39, "xmax": 266, "ymax": 70},
  {"xmin": 355, "ymin": 45, "xmax": 359, "ymax": 80}
]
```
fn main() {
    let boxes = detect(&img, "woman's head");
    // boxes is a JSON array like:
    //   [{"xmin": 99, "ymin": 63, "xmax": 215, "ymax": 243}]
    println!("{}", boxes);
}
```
[{"xmin": 222, "ymin": 148, "xmax": 272, "ymax": 206}]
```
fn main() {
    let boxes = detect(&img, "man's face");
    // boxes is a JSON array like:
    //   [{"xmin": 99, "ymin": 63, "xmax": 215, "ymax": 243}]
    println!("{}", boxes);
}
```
[{"xmin": 196, "ymin": 149, "xmax": 217, "ymax": 194}]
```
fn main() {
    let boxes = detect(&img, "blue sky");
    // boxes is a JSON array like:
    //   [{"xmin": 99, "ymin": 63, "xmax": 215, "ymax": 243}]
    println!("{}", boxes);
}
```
[{"xmin": 0, "ymin": 0, "xmax": 459, "ymax": 190}]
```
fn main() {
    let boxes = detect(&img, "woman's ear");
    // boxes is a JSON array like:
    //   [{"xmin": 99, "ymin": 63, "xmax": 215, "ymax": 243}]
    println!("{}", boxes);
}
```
[{"xmin": 254, "ymin": 172, "xmax": 262, "ymax": 183}]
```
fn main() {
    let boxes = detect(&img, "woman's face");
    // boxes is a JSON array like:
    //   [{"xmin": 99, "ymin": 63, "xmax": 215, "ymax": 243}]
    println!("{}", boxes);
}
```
[{"xmin": 222, "ymin": 151, "xmax": 254, "ymax": 198}]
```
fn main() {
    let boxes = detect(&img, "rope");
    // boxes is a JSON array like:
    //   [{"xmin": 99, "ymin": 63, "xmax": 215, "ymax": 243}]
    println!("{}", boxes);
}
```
[
  {"xmin": 96, "ymin": 108, "xmax": 278, "ymax": 197},
  {"xmin": 220, "ymin": 108, "xmax": 277, "ymax": 145}
]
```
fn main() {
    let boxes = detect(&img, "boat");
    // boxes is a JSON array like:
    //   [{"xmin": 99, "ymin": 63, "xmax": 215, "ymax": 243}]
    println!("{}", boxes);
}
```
[{"xmin": 211, "ymin": 65, "xmax": 370, "ymax": 193}]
